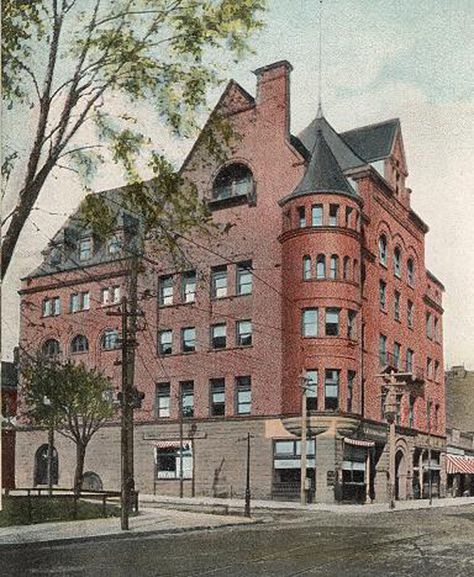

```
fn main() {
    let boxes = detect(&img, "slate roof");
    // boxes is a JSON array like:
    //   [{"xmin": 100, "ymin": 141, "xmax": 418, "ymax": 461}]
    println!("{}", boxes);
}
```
[
  {"xmin": 340, "ymin": 118, "xmax": 400, "ymax": 163},
  {"xmin": 282, "ymin": 124, "xmax": 357, "ymax": 204}
]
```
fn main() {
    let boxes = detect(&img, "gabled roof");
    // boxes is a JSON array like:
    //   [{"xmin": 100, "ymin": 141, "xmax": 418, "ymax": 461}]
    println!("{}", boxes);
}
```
[
  {"xmin": 281, "ymin": 124, "xmax": 357, "ymax": 204},
  {"xmin": 298, "ymin": 115, "xmax": 366, "ymax": 171},
  {"xmin": 340, "ymin": 118, "xmax": 400, "ymax": 163}
]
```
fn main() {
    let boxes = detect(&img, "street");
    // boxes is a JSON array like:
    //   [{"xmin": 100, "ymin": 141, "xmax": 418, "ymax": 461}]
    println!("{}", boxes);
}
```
[{"xmin": 2, "ymin": 505, "xmax": 474, "ymax": 577}]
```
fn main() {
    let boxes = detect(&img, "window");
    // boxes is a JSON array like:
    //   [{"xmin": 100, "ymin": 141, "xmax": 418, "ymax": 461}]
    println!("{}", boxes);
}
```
[
  {"xmin": 102, "ymin": 329, "xmax": 119, "ymax": 350},
  {"xmin": 79, "ymin": 237, "xmax": 92, "ymax": 261},
  {"xmin": 210, "ymin": 378, "xmax": 225, "ymax": 416},
  {"xmin": 236, "ymin": 262, "xmax": 252, "ymax": 295},
  {"xmin": 379, "ymin": 334, "xmax": 387, "ymax": 365},
  {"xmin": 42, "ymin": 297, "xmax": 61, "ymax": 317},
  {"xmin": 182, "ymin": 271, "xmax": 196, "ymax": 303},
  {"xmin": 345, "ymin": 206, "xmax": 353, "ymax": 227},
  {"xmin": 236, "ymin": 376, "xmax": 251, "ymax": 415},
  {"xmin": 329, "ymin": 204, "xmax": 339, "ymax": 227},
  {"xmin": 236, "ymin": 320, "xmax": 252, "ymax": 346},
  {"xmin": 159, "ymin": 276, "xmax": 173, "ymax": 306},
  {"xmin": 324, "ymin": 369, "xmax": 339, "ymax": 411},
  {"xmin": 434, "ymin": 317, "xmax": 439, "ymax": 342},
  {"xmin": 305, "ymin": 370, "xmax": 318, "ymax": 411},
  {"xmin": 353, "ymin": 259, "xmax": 359, "ymax": 283},
  {"xmin": 211, "ymin": 266, "xmax": 227, "ymax": 299},
  {"xmin": 395, "ymin": 394, "xmax": 402, "ymax": 425},
  {"xmin": 325, "ymin": 308, "xmax": 340, "ymax": 336},
  {"xmin": 393, "ymin": 246, "xmax": 402, "ymax": 278},
  {"xmin": 42, "ymin": 339, "xmax": 60, "ymax": 358},
  {"xmin": 343, "ymin": 256, "xmax": 350, "ymax": 280},
  {"xmin": 316, "ymin": 254, "xmax": 325, "ymax": 279},
  {"xmin": 329, "ymin": 255, "xmax": 338, "ymax": 279},
  {"xmin": 158, "ymin": 330, "xmax": 172, "ymax": 355},
  {"xmin": 406, "ymin": 349, "xmax": 414, "ymax": 373},
  {"xmin": 393, "ymin": 342, "xmax": 401, "ymax": 369},
  {"xmin": 156, "ymin": 383, "xmax": 170, "ymax": 418},
  {"xmin": 434, "ymin": 360, "xmax": 440, "ymax": 382},
  {"xmin": 180, "ymin": 381, "xmax": 194, "ymax": 417},
  {"xmin": 311, "ymin": 204, "xmax": 323, "ymax": 226},
  {"xmin": 426, "ymin": 312, "xmax": 433, "ymax": 339},
  {"xmin": 303, "ymin": 256, "xmax": 312, "ymax": 280},
  {"xmin": 71, "ymin": 334, "xmax": 88, "ymax": 353},
  {"xmin": 101, "ymin": 286, "xmax": 120, "ymax": 305},
  {"xmin": 407, "ymin": 300, "xmax": 414, "ymax": 329},
  {"xmin": 70, "ymin": 291, "xmax": 89, "ymax": 313},
  {"xmin": 298, "ymin": 206, "xmax": 306, "ymax": 228},
  {"xmin": 407, "ymin": 258, "xmax": 415, "ymax": 286},
  {"xmin": 347, "ymin": 310, "xmax": 357, "ymax": 339},
  {"xmin": 107, "ymin": 235, "xmax": 121, "ymax": 255},
  {"xmin": 211, "ymin": 323, "xmax": 226, "ymax": 349},
  {"xmin": 394, "ymin": 290, "xmax": 401, "ymax": 321},
  {"xmin": 302, "ymin": 308, "xmax": 318, "ymax": 337},
  {"xmin": 347, "ymin": 371, "xmax": 355, "ymax": 413},
  {"xmin": 408, "ymin": 397, "xmax": 415, "ymax": 428},
  {"xmin": 379, "ymin": 280, "xmax": 387, "ymax": 311},
  {"xmin": 379, "ymin": 234, "xmax": 387, "ymax": 266},
  {"xmin": 181, "ymin": 327, "xmax": 196, "ymax": 353},
  {"xmin": 426, "ymin": 357, "xmax": 432, "ymax": 380},
  {"xmin": 155, "ymin": 445, "xmax": 192, "ymax": 479},
  {"xmin": 212, "ymin": 163, "xmax": 253, "ymax": 200}
]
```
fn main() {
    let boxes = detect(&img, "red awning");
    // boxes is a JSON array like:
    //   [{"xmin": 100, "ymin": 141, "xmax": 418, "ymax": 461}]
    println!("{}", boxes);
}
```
[
  {"xmin": 446, "ymin": 454, "xmax": 474, "ymax": 475},
  {"xmin": 155, "ymin": 441, "xmax": 190, "ymax": 450},
  {"xmin": 344, "ymin": 438, "xmax": 375, "ymax": 448}
]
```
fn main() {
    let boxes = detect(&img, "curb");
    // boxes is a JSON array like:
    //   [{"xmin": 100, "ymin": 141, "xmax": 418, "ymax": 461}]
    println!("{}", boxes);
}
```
[{"xmin": 0, "ymin": 518, "xmax": 260, "ymax": 550}]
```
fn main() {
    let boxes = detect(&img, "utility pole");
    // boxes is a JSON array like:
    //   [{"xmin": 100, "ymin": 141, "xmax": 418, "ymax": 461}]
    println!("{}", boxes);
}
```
[
  {"xmin": 179, "ymin": 388, "xmax": 184, "ymax": 499},
  {"xmin": 300, "ymin": 373, "xmax": 309, "ymax": 506},
  {"xmin": 244, "ymin": 432, "xmax": 251, "ymax": 517},
  {"xmin": 427, "ymin": 399, "xmax": 432, "ymax": 505}
]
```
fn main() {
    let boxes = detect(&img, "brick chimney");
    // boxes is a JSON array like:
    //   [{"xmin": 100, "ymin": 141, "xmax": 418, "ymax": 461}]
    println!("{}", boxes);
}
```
[{"xmin": 253, "ymin": 60, "xmax": 293, "ymax": 139}]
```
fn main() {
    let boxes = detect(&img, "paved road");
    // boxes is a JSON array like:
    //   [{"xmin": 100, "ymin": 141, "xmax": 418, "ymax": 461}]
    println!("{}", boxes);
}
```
[{"xmin": 2, "ymin": 506, "xmax": 474, "ymax": 576}]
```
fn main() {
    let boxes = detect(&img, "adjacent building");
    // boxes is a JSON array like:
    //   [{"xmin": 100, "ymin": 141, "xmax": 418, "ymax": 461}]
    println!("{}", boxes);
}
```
[
  {"xmin": 445, "ymin": 366, "xmax": 474, "ymax": 496},
  {"xmin": 16, "ymin": 61, "xmax": 446, "ymax": 504}
]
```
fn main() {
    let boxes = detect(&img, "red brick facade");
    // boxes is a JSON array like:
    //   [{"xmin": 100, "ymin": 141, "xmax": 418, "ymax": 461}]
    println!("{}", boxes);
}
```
[{"xmin": 16, "ymin": 61, "xmax": 446, "ymax": 503}]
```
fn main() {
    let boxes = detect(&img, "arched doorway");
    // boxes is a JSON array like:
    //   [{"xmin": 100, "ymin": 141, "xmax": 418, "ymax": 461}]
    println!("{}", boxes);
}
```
[
  {"xmin": 34, "ymin": 444, "xmax": 59, "ymax": 486},
  {"xmin": 83, "ymin": 471, "xmax": 103, "ymax": 491},
  {"xmin": 395, "ymin": 449, "xmax": 407, "ymax": 500}
]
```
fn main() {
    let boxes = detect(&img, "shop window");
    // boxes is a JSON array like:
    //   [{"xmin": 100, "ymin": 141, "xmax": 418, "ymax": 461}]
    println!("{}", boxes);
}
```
[{"xmin": 155, "ymin": 444, "xmax": 192, "ymax": 479}]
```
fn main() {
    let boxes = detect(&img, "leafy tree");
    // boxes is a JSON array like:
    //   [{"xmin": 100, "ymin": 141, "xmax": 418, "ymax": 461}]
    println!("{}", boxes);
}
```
[
  {"xmin": 21, "ymin": 354, "xmax": 116, "ymax": 494},
  {"xmin": 1, "ymin": 0, "xmax": 266, "ymax": 277}
]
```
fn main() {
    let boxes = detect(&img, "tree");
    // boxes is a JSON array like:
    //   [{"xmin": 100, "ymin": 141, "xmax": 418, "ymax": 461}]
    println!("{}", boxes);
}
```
[
  {"xmin": 1, "ymin": 0, "xmax": 266, "ymax": 277},
  {"xmin": 21, "ymin": 354, "xmax": 116, "ymax": 494}
]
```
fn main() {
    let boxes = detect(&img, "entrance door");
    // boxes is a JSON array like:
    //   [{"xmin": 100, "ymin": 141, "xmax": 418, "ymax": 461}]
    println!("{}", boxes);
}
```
[
  {"xmin": 395, "ymin": 450, "xmax": 407, "ymax": 500},
  {"xmin": 34, "ymin": 444, "xmax": 58, "ymax": 485}
]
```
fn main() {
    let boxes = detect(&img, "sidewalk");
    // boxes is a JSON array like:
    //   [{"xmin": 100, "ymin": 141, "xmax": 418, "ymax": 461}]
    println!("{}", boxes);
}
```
[
  {"xmin": 140, "ymin": 493, "xmax": 474, "ymax": 515},
  {"xmin": 0, "ymin": 507, "xmax": 254, "ymax": 547}
]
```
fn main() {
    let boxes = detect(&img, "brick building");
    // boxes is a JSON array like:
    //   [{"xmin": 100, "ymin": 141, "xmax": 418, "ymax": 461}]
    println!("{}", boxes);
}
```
[{"xmin": 16, "ymin": 61, "xmax": 446, "ymax": 503}]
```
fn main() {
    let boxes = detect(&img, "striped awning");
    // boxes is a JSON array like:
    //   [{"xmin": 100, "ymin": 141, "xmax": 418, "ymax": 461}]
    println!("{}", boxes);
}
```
[
  {"xmin": 155, "ymin": 440, "xmax": 190, "ymax": 450},
  {"xmin": 446, "ymin": 454, "xmax": 474, "ymax": 475},
  {"xmin": 344, "ymin": 438, "xmax": 375, "ymax": 448}
]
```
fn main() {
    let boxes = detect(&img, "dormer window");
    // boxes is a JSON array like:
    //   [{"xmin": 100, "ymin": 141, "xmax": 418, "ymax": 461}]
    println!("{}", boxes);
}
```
[
  {"xmin": 212, "ymin": 163, "xmax": 253, "ymax": 201},
  {"xmin": 107, "ymin": 235, "xmax": 121, "ymax": 255},
  {"xmin": 79, "ymin": 237, "xmax": 92, "ymax": 261}
]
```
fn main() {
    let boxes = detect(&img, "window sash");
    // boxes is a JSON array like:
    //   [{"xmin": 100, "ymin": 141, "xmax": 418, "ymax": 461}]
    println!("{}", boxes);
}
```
[
  {"xmin": 211, "ymin": 324, "xmax": 226, "ymax": 348},
  {"xmin": 159, "ymin": 277, "xmax": 173, "ymax": 305},
  {"xmin": 303, "ymin": 256, "xmax": 312, "ymax": 280},
  {"xmin": 182, "ymin": 328, "xmax": 196, "ymax": 352},
  {"xmin": 236, "ymin": 321, "xmax": 252, "ymax": 346},
  {"xmin": 325, "ymin": 308, "xmax": 340, "ymax": 336},
  {"xmin": 298, "ymin": 207, "xmax": 306, "ymax": 228},
  {"xmin": 159, "ymin": 331, "xmax": 172, "ymax": 355},
  {"xmin": 182, "ymin": 273, "xmax": 196, "ymax": 303},
  {"xmin": 302, "ymin": 309, "xmax": 318, "ymax": 337},
  {"xmin": 212, "ymin": 270, "xmax": 227, "ymax": 298},
  {"xmin": 237, "ymin": 265, "xmax": 252, "ymax": 295},
  {"xmin": 70, "ymin": 293, "xmax": 80, "ymax": 313},
  {"xmin": 329, "ymin": 205, "xmax": 339, "ymax": 226},
  {"xmin": 311, "ymin": 205, "xmax": 323, "ymax": 226},
  {"xmin": 236, "ymin": 377, "xmax": 251, "ymax": 414},
  {"xmin": 79, "ymin": 238, "xmax": 92, "ymax": 260},
  {"xmin": 103, "ymin": 330, "xmax": 118, "ymax": 350},
  {"xmin": 316, "ymin": 257, "xmax": 325, "ymax": 279}
]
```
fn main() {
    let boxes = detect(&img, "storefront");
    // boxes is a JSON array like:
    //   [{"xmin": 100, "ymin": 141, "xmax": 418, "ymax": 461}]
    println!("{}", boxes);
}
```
[
  {"xmin": 272, "ymin": 439, "xmax": 315, "ymax": 501},
  {"xmin": 341, "ymin": 438, "xmax": 375, "ymax": 503},
  {"xmin": 446, "ymin": 454, "xmax": 474, "ymax": 497}
]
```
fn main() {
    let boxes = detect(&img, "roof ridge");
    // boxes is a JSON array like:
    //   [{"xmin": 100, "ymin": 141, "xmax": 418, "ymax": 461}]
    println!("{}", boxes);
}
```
[{"xmin": 341, "ymin": 117, "xmax": 400, "ymax": 135}]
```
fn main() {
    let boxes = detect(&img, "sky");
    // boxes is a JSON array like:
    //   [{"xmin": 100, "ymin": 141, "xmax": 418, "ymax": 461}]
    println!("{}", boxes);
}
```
[{"xmin": 2, "ymin": 0, "xmax": 474, "ymax": 368}]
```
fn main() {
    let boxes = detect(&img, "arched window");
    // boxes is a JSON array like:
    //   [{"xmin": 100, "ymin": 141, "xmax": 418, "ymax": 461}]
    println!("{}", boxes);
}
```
[
  {"xmin": 212, "ymin": 163, "xmax": 253, "ymax": 201},
  {"xmin": 394, "ymin": 246, "xmax": 402, "ymax": 278},
  {"xmin": 343, "ymin": 256, "xmax": 350, "ymax": 280},
  {"xmin": 101, "ymin": 329, "xmax": 119, "ymax": 350},
  {"xmin": 316, "ymin": 255, "xmax": 326, "ymax": 279},
  {"xmin": 42, "ymin": 339, "xmax": 60, "ymax": 358},
  {"xmin": 71, "ymin": 334, "xmax": 89, "ymax": 353},
  {"xmin": 353, "ymin": 259, "xmax": 359, "ymax": 283},
  {"xmin": 34, "ymin": 444, "xmax": 59, "ymax": 486},
  {"xmin": 379, "ymin": 234, "xmax": 388, "ymax": 266},
  {"xmin": 303, "ymin": 256, "xmax": 312, "ymax": 280},
  {"xmin": 329, "ymin": 255, "xmax": 339, "ymax": 279},
  {"xmin": 407, "ymin": 258, "xmax": 415, "ymax": 286}
]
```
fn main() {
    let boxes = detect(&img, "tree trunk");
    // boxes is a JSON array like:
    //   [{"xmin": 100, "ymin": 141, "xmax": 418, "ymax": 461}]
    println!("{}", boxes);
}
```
[{"xmin": 73, "ymin": 442, "xmax": 87, "ymax": 497}]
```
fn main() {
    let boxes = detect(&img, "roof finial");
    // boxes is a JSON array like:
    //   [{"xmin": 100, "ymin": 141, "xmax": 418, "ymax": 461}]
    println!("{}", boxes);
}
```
[{"xmin": 317, "ymin": 0, "xmax": 323, "ymax": 117}]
